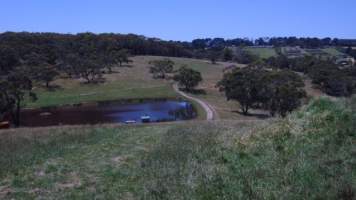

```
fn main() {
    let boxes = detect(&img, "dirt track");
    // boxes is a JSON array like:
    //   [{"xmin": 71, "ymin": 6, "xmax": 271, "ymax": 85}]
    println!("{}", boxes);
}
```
[{"xmin": 173, "ymin": 84, "xmax": 215, "ymax": 120}]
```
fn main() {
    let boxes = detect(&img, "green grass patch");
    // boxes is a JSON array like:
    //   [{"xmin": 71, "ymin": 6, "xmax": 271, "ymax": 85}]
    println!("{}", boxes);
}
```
[
  {"xmin": 26, "ymin": 82, "xmax": 176, "ymax": 108},
  {"xmin": 0, "ymin": 125, "xmax": 170, "ymax": 199}
]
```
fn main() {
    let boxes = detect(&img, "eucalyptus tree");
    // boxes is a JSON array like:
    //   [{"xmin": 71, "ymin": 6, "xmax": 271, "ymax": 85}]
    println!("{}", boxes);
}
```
[
  {"xmin": 174, "ymin": 66, "xmax": 202, "ymax": 91},
  {"xmin": 149, "ymin": 59, "xmax": 175, "ymax": 79}
]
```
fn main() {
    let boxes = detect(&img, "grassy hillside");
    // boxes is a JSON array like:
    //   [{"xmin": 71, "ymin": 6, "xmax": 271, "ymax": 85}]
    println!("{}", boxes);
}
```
[
  {"xmin": 25, "ymin": 56, "xmax": 178, "ymax": 108},
  {"xmin": 245, "ymin": 47, "xmax": 277, "ymax": 59},
  {"xmin": 323, "ymin": 47, "xmax": 346, "ymax": 57},
  {"xmin": 26, "ymin": 56, "xmax": 229, "ymax": 109},
  {"xmin": 28, "ymin": 83, "xmax": 176, "ymax": 108},
  {"xmin": 1, "ymin": 98, "xmax": 355, "ymax": 199}
]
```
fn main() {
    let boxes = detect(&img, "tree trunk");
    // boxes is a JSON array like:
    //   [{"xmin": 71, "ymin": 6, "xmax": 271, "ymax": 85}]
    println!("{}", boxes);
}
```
[
  {"xmin": 82, "ymin": 72, "xmax": 91, "ymax": 83},
  {"xmin": 13, "ymin": 100, "xmax": 21, "ymax": 127},
  {"xmin": 107, "ymin": 66, "xmax": 112, "ymax": 73},
  {"xmin": 270, "ymin": 111, "xmax": 275, "ymax": 117},
  {"xmin": 46, "ymin": 81, "xmax": 49, "ymax": 88},
  {"xmin": 241, "ymin": 104, "xmax": 249, "ymax": 115}
]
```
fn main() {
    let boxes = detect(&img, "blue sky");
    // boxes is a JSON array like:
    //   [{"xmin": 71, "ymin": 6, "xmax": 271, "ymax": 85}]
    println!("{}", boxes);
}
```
[{"xmin": 0, "ymin": 0, "xmax": 355, "ymax": 41}]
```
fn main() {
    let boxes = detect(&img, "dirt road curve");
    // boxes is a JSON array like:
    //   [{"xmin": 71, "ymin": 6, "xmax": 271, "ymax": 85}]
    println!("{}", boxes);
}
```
[{"xmin": 173, "ymin": 84, "xmax": 215, "ymax": 120}]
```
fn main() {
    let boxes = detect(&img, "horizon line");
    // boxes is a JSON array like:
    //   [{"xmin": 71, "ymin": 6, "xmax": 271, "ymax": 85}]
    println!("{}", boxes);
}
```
[{"xmin": 1, "ymin": 30, "xmax": 355, "ymax": 42}]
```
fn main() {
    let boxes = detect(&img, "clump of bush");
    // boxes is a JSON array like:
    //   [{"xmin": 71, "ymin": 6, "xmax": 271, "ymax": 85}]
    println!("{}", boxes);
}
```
[
  {"xmin": 265, "ymin": 55, "xmax": 356, "ymax": 97},
  {"xmin": 308, "ymin": 61, "xmax": 355, "ymax": 96}
]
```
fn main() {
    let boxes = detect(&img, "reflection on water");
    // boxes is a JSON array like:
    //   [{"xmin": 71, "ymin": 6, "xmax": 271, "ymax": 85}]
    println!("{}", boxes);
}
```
[{"xmin": 20, "ymin": 100, "xmax": 196, "ymax": 127}]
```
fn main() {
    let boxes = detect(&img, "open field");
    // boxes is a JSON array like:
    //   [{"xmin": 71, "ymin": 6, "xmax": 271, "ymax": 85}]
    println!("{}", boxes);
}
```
[
  {"xmin": 0, "ymin": 98, "xmax": 354, "ymax": 199},
  {"xmin": 25, "ymin": 55, "xmax": 328, "ymax": 120},
  {"xmin": 322, "ymin": 47, "xmax": 346, "ymax": 57},
  {"xmin": 25, "ymin": 56, "xmax": 252, "ymax": 120},
  {"xmin": 245, "ymin": 47, "xmax": 277, "ymax": 59},
  {"xmin": 244, "ymin": 46, "xmax": 346, "ymax": 60},
  {"xmin": 26, "ymin": 56, "xmax": 178, "ymax": 108},
  {"xmin": 28, "ymin": 83, "xmax": 176, "ymax": 109},
  {"xmin": 281, "ymin": 46, "xmax": 309, "ymax": 58},
  {"xmin": 304, "ymin": 48, "xmax": 329, "ymax": 57}
]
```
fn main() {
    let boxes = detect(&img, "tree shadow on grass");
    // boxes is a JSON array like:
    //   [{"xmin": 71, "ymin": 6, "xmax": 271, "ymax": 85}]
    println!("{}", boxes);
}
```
[
  {"xmin": 103, "ymin": 70, "xmax": 120, "ymax": 74},
  {"xmin": 45, "ymin": 84, "xmax": 63, "ymax": 92},
  {"xmin": 180, "ymin": 88, "xmax": 207, "ymax": 95},
  {"xmin": 103, "ymin": 64, "xmax": 134, "ymax": 74},
  {"xmin": 79, "ymin": 78, "xmax": 107, "ymax": 85},
  {"xmin": 233, "ymin": 110, "xmax": 270, "ymax": 119},
  {"xmin": 119, "ymin": 64, "xmax": 134, "ymax": 68}
]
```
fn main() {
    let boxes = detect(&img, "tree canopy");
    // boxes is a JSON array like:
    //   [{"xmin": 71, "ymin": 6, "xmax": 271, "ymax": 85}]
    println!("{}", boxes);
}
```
[
  {"xmin": 260, "ymin": 70, "xmax": 306, "ymax": 117},
  {"xmin": 218, "ymin": 68, "xmax": 306, "ymax": 117},
  {"xmin": 174, "ymin": 66, "xmax": 202, "ymax": 91},
  {"xmin": 149, "ymin": 59, "xmax": 175, "ymax": 79},
  {"xmin": 217, "ymin": 68, "xmax": 264, "ymax": 115},
  {"xmin": 0, "ymin": 71, "xmax": 36, "ymax": 127}
]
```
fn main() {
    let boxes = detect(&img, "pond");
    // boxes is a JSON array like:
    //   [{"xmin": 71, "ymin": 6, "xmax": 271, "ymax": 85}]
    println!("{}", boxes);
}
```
[{"xmin": 19, "ymin": 100, "xmax": 196, "ymax": 127}]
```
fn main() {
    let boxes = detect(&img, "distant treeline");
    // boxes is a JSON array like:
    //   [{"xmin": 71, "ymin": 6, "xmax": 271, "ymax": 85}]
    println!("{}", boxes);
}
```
[
  {"xmin": 0, "ymin": 32, "xmax": 194, "ymax": 59},
  {"xmin": 193, "ymin": 37, "xmax": 356, "ymax": 49},
  {"xmin": 1, "ymin": 32, "xmax": 356, "ymax": 63}
]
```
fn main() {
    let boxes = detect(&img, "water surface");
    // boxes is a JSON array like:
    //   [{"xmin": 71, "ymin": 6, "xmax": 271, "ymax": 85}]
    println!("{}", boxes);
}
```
[{"xmin": 20, "ymin": 100, "xmax": 196, "ymax": 127}]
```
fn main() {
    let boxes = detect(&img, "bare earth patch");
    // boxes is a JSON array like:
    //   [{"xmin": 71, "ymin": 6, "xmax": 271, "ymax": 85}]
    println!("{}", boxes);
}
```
[
  {"xmin": 55, "ymin": 172, "xmax": 82, "ymax": 191},
  {"xmin": 111, "ymin": 155, "xmax": 129, "ymax": 165}
]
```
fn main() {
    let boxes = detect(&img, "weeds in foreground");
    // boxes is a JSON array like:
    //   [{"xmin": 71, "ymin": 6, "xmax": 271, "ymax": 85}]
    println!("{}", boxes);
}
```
[
  {"xmin": 0, "ymin": 98, "xmax": 355, "ymax": 199},
  {"xmin": 139, "ymin": 98, "xmax": 356, "ymax": 199}
]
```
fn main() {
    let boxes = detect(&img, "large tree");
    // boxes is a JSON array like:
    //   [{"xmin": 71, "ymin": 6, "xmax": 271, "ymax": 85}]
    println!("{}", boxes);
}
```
[
  {"xmin": 22, "ymin": 53, "xmax": 59, "ymax": 88},
  {"xmin": 100, "ymin": 49, "xmax": 132, "ymax": 73},
  {"xmin": 217, "ymin": 68, "xmax": 264, "ymax": 115},
  {"xmin": 223, "ymin": 48, "xmax": 233, "ymax": 61},
  {"xmin": 149, "ymin": 59, "xmax": 174, "ymax": 79},
  {"xmin": 218, "ymin": 68, "xmax": 306, "ymax": 117},
  {"xmin": 38, "ymin": 66, "xmax": 60, "ymax": 88},
  {"xmin": 62, "ymin": 51, "xmax": 105, "ymax": 83},
  {"xmin": 174, "ymin": 66, "xmax": 202, "ymax": 91},
  {"xmin": 0, "ymin": 45, "xmax": 19, "ymax": 74},
  {"xmin": 261, "ymin": 70, "xmax": 306, "ymax": 117},
  {"xmin": 209, "ymin": 51, "xmax": 220, "ymax": 64},
  {"xmin": 0, "ymin": 72, "xmax": 36, "ymax": 127},
  {"xmin": 116, "ymin": 49, "xmax": 131, "ymax": 67}
]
